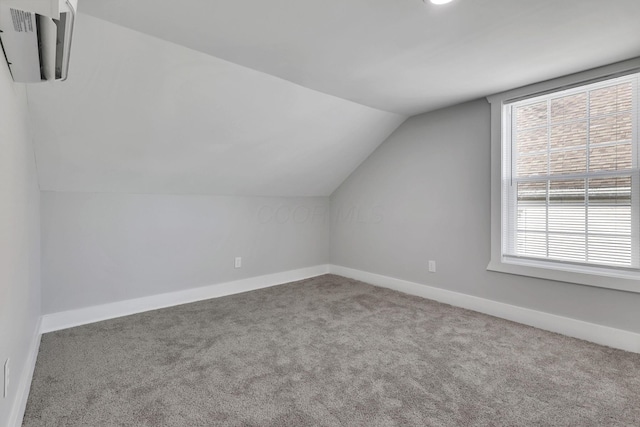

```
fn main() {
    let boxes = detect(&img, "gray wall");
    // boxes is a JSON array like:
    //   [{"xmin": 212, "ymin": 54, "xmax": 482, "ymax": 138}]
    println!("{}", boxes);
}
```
[
  {"xmin": 41, "ymin": 192, "xmax": 330, "ymax": 314},
  {"xmin": 330, "ymin": 99, "xmax": 640, "ymax": 333},
  {"xmin": 0, "ymin": 62, "xmax": 41, "ymax": 424}
]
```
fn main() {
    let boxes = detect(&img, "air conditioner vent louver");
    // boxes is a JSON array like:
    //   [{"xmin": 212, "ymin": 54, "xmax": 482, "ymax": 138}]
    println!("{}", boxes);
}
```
[{"xmin": 0, "ymin": 0, "xmax": 75, "ymax": 83}]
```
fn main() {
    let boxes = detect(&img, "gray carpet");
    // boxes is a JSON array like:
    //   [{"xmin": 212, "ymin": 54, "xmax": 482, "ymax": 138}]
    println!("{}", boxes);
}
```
[{"xmin": 24, "ymin": 274, "xmax": 640, "ymax": 426}]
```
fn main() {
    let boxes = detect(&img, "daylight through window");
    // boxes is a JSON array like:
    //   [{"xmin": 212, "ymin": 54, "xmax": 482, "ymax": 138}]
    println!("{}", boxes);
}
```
[{"xmin": 502, "ymin": 73, "xmax": 639, "ymax": 271}]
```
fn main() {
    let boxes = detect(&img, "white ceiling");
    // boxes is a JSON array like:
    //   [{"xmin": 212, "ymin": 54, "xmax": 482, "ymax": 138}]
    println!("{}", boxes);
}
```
[
  {"xmin": 25, "ymin": 0, "xmax": 640, "ymax": 197},
  {"xmin": 79, "ymin": 0, "xmax": 640, "ymax": 116},
  {"xmin": 27, "ymin": 14, "xmax": 404, "ymax": 196}
]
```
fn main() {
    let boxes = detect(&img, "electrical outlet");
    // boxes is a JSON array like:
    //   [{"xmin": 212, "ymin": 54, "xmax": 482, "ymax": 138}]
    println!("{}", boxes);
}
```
[
  {"xmin": 234, "ymin": 257, "xmax": 242, "ymax": 269},
  {"xmin": 428, "ymin": 260, "xmax": 436, "ymax": 273},
  {"xmin": 3, "ymin": 359, "xmax": 9, "ymax": 398}
]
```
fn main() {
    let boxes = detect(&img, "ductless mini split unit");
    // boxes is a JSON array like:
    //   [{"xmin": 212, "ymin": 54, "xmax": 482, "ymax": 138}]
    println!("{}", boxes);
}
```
[{"xmin": 0, "ymin": 0, "xmax": 77, "ymax": 83}]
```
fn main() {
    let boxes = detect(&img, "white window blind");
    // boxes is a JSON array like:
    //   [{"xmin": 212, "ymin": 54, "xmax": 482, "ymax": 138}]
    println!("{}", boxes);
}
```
[{"xmin": 502, "ymin": 73, "xmax": 640, "ymax": 271}]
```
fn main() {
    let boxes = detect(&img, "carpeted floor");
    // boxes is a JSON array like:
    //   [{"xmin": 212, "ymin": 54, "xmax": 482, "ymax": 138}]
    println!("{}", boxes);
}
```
[{"xmin": 24, "ymin": 274, "xmax": 640, "ymax": 426}]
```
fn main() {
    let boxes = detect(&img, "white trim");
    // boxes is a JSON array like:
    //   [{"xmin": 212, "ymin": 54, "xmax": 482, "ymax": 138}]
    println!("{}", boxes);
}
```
[
  {"xmin": 487, "ymin": 57, "xmax": 640, "ymax": 293},
  {"xmin": 40, "ymin": 265, "xmax": 330, "ymax": 333},
  {"xmin": 487, "ymin": 57, "xmax": 640, "ymax": 105},
  {"xmin": 9, "ymin": 317, "xmax": 42, "ymax": 427},
  {"xmin": 36, "ymin": 262, "xmax": 640, "ymax": 353},
  {"xmin": 328, "ymin": 265, "xmax": 640, "ymax": 354}
]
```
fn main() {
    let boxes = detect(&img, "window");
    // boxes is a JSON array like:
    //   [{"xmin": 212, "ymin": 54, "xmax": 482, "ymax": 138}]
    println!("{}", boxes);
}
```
[
  {"xmin": 503, "ymin": 74, "xmax": 639, "ymax": 272},
  {"xmin": 487, "ymin": 61, "xmax": 640, "ymax": 292}
]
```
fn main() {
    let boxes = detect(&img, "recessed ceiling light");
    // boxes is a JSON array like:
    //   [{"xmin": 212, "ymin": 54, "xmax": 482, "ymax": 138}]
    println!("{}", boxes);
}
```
[{"xmin": 429, "ymin": 0, "xmax": 454, "ymax": 4}]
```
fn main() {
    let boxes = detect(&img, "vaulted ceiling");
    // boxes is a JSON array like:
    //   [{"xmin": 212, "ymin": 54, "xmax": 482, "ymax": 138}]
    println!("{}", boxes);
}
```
[
  {"xmin": 75, "ymin": 0, "xmax": 640, "ymax": 116},
  {"xmin": 25, "ymin": 0, "xmax": 640, "ymax": 196},
  {"xmin": 27, "ymin": 14, "xmax": 404, "ymax": 196}
]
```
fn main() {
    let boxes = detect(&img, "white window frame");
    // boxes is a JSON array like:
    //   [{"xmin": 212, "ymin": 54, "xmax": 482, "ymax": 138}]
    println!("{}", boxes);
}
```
[{"xmin": 487, "ymin": 58, "xmax": 640, "ymax": 293}]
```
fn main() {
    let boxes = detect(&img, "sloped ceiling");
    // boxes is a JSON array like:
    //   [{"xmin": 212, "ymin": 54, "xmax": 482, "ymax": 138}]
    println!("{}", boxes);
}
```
[
  {"xmin": 27, "ymin": 14, "xmax": 404, "ymax": 196},
  {"xmin": 26, "ymin": 0, "xmax": 640, "ymax": 196},
  {"xmin": 78, "ymin": 0, "xmax": 640, "ymax": 115}
]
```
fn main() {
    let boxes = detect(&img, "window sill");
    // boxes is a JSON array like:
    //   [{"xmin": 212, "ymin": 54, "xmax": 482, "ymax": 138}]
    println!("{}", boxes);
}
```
[{"xmin": 487, "ymin": 258, "xmax": 640, "ymax": 293}]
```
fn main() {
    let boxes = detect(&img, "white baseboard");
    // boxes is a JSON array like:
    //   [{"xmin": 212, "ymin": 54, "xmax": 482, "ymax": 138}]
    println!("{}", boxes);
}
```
[
  {"xmin": 38, "ymin": 262, "xmax": 640, "ymax": 352},
  {"xmin": 41, "ymin": 265, "xmax": 330, "ymax": 333},
  {"xmin": 9, "ymin": 317, "xmax": 42, "ymax": 427},
  {"xmin": 328, "ymin": 265, "xmax": 640, "ymax": 353}
]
